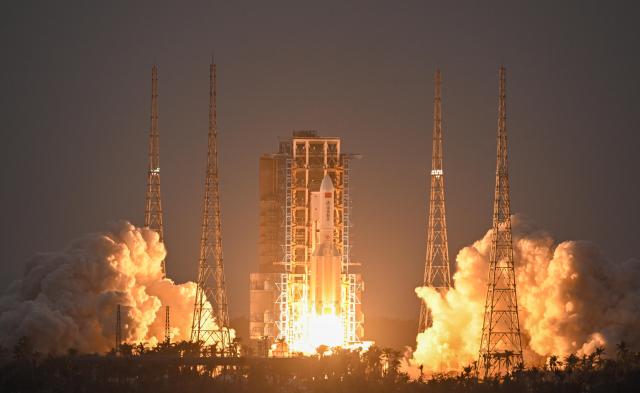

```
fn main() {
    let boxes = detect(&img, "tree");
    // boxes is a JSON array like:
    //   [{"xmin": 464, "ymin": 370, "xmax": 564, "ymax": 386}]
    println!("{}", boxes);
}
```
[
  {"xmin": 316, "ymin": 345, "xmax": 329, "ymax": 358},
  {"xmin": 134, "ymin": 342, "xmax": 148, "ymax": 356},
  {"xmin": 381, "ymin": 347, "xmax": 402, "ymax": 380},
  {"xmin": 230, "ymin": 337, "xmax": 242, "ymax": 357},
  {"xmin": 549, "ymin": 355, "xmax": 559, "ymax": 372},
  {"xmin": 617, "ymin": 341, "xmax": 629, "ymax": 362},
  {"xmin": 592, "ymin": 346, "xmax": 605, "ymax": 370},
  {"xmin": 461, "ymin": 364, "xmax": 473, "ymax": 381},
  {"xmin": 363, "ymin": 346, "xmax": 383, "ymax": 379},
  {"xmin": 565, "ymin": 353, "xmax": 579, "ymax": 372},
  {"xmin": 503, "ymin": 350, "xmax": 514, "ymax": 370},
  {"xmin": 119, "ymin": 342, "xmax": 134, "ymax": 356}
]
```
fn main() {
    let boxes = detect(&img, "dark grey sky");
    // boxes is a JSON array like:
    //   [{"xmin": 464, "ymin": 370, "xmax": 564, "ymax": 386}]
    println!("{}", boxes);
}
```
[{"xmin": 1, "ymin": 1, "xmax": 639, "ymax": 321}]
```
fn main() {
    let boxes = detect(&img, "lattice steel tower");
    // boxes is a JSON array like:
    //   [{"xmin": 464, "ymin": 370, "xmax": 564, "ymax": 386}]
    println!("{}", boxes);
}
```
[
  {"xmin": 478, "ymin": 66, "xmax": 524, "ymax": 377},
  {"xmin": 190, "ymin": 60, "xmax": 231, "ymax": 351},
  {"xmin": 419, "ymin": 69, "xmax": 452, "ymax": 332},
  {"xmin": 144, "ymin": 64, "xmax": 166, "ymax": 276}
]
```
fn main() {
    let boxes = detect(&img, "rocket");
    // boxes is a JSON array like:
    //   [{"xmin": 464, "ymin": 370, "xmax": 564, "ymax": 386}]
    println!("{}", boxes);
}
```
[{"xmin": 309, "ymin": 174, "xmax": 342, "ymax": 316}]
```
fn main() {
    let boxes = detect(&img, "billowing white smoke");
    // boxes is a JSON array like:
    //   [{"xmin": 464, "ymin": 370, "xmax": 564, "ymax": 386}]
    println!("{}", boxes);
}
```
[
  {"xmin": 411, "ymin": 216, "xmax": 640, "ymax": 374},
  {"xmin": 0, "ymin": 221, "xmax": 231, "ymax": 354}
]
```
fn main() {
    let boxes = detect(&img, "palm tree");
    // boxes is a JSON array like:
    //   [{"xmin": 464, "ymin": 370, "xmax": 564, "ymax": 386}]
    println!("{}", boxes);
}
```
[
  {"xmin": 230, "ymin": 337, "xmax": 242, "ymax": 357},
  {"xmin": 594, "ymin": 346, "xmax": 605, "ymax": 366},
  {"xmin": 134, "ymin": 342, "xmax": 148, "ymax": 356},
  {"xmin": 460, "ymin": 364, "xmax": 474, "ymax": 385},
  {"xmin": 617, "ymin": 341, "xmax": 629, "ymax": 361},
  {"xmin": 617, "ymin": 341, "xmax": 631, "ymax": 373},
  {"xmin": 316, "ymin": 345, "xmax": 329, "ymax": 358},
  {"xmin": 565, "ymin": 353, "xmax": 579, "ymax": 372},
  {"xmin": 381, "ymin": 347, "xmax": 401, "ymax": 380},
  {"xmin": 119, "ymin": 343, "xmax": 134, "ymax": 357},
  {"xmin": 503, "ymin": 350, "xmax": 514, "ymax": 370},
  {"xmin": 512, "ymin": 361, "xmax": 525, "ymax": 379},
  {"xmin": 363, "ymin": 346, "xmax": 383, "ymax": 379}
]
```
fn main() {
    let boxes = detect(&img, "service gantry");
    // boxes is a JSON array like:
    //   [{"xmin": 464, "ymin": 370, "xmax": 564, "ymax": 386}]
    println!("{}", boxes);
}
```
[
  {"xmin": 190, "ymin": 60, "xmax": 232, "ymax": 353},
  {"xmin": 478, "ymin": 66, "xmax": 524, "ymax": 377},
  {"xmin": 144, "ymin": 64, "xmax": 166, "ymax": 276},
  {"xmin": 248, "ymin": 131, "xmax": 364, "ymax": 355},
  {"xmin": 274, "ymin": 133, "xmax": 363, "ymax": 351},
  {"xmin": 419, "ymin": 69, "xmax": 452, "ymax": 332}
]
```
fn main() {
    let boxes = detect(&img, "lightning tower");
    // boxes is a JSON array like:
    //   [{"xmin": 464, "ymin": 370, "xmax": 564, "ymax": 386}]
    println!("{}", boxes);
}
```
[
  {"xmin": 144, "ymin": 64, "xmax": 166, "ymax": 275},
  {"xmin": 478, "ymin": 66, "xmax": 524, "ymax": 377},
  {"xmin": 419, "ymin": 69, "xmax": 451, "ymax": 332},
  {"xmin": 164, "ymin": 306, "xmax": 170, "ymax": 344},
  {"xmin": 115, "ymin": 304, "xmax": 122, "ymax": 353},
  {"xmin": 190, "ymin": 60, "xmax": 231, "ymax": 352}
]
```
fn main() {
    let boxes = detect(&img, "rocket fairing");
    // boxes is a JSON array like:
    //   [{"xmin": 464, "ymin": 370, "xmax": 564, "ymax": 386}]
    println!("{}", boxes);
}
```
[{"xmin": 309, "ymin": 174, "xmax": 342, "ymax": 316}]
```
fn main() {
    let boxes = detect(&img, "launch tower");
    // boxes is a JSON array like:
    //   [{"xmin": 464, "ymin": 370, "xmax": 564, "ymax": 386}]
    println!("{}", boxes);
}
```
[
  {"xmin": 144, "ymin": 65, "xmax": 166, "ymax": 276},
  {"xmin": 419, "ymin": 69, "xmax": 452, "ymax": 332},
  {"xmin": 478, "ymin": 66, "xmax": 524, "ymax": 377},
  {"xmin": 249, "ymin": 131, "xmax": 364, "ymax": 356},
  {"xmin": 190, "ymin": 61, "xmax": 232, "ymax": 353}
]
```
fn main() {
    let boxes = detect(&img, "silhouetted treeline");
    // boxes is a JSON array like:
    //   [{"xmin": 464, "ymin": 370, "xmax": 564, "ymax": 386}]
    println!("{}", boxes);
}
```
[{"xmin": 1, "ymin": 338, "xmax": 640, "ymax": 393}]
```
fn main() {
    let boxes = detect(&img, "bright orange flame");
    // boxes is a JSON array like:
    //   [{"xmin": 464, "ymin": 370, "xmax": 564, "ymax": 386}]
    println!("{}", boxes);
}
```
[
  {"xmin": 283, "ymin": 311, "xmax": 344, "ymax": 355},
  {"xmin": 307, "ymin": 313, "xmax": 344, "ymax": 349},
  {"xmin": 276, "ymin": 309, "xmax": 373, "ymax": 356}
]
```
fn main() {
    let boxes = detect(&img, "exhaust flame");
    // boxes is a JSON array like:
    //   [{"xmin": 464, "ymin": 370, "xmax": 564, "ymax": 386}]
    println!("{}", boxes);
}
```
[
  {"xmin": 307, "ymin": 313, "xmax": 344, "ymax": 349},
  {"xmin": 408, "ymin": 216, "xmax": 640, "ymax": 375},
  {"xmin": 281, "ymin": 311, "xmax": 372, "ymax": 356},
  {"xmin": 0, "ymin": 221, "xmax": 233, "ymax": 354}
]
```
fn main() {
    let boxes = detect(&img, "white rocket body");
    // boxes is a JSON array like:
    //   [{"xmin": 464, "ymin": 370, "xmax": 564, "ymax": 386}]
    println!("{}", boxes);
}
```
[{"xmin": 309, "ymin": 174, "xmax": 342, "ymax": 316}]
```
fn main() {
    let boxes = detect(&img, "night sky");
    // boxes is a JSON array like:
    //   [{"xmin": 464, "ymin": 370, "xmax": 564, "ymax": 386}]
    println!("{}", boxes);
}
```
[{"xmin": 1, "ymin": 1, "xmax": 639, "ymax": 325}]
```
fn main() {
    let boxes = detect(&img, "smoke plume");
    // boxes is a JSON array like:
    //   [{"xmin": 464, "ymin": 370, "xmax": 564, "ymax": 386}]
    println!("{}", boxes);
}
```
[
  {"xmin": 0, "ymin": 221, "xmax": 230, "ymax": 354},
  {"xmin": 411, "ymin": 216, "xmax": 640, "ymax": 374}
]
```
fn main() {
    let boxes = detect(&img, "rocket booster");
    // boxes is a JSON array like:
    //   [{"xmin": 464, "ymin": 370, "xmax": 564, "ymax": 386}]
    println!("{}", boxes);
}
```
[{"xmin": 309, "ymin": 174, "xmax": 342, "ymax": 316}]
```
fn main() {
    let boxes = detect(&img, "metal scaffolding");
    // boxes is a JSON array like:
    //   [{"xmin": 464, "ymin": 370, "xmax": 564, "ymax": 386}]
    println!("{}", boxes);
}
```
[
  {"xmin": 341, "ymin": 159, "xmax": 350, "ymax": 270},
  {"xmin": 284, "ymin": 157, "xmax": 293, "ymax": 271},
  {"xmin": 275, "ymin": 272, "xmax": 308, "ymax": 353},
  {"xmin": 342, "ymin": 273, "xmax": 363, "ymax": 345},
  {"xmin": 270, "ymin": 133, "xmax": 363, "ymax": 353}
]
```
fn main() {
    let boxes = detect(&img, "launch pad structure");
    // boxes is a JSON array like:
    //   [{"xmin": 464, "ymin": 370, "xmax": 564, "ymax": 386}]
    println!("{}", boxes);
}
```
[
  {"xmin": 132, "ymin": 60, "xmax": 523, "ymax": 369},
  {"xmin": 250, "ymin": 131, "xmax": 364, "ymax": 356}
]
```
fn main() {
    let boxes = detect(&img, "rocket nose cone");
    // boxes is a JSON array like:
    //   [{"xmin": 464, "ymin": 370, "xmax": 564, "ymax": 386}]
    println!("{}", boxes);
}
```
[{"xmin": 320, "ymin": 174, "xmax": 334, "ymax": 192}]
